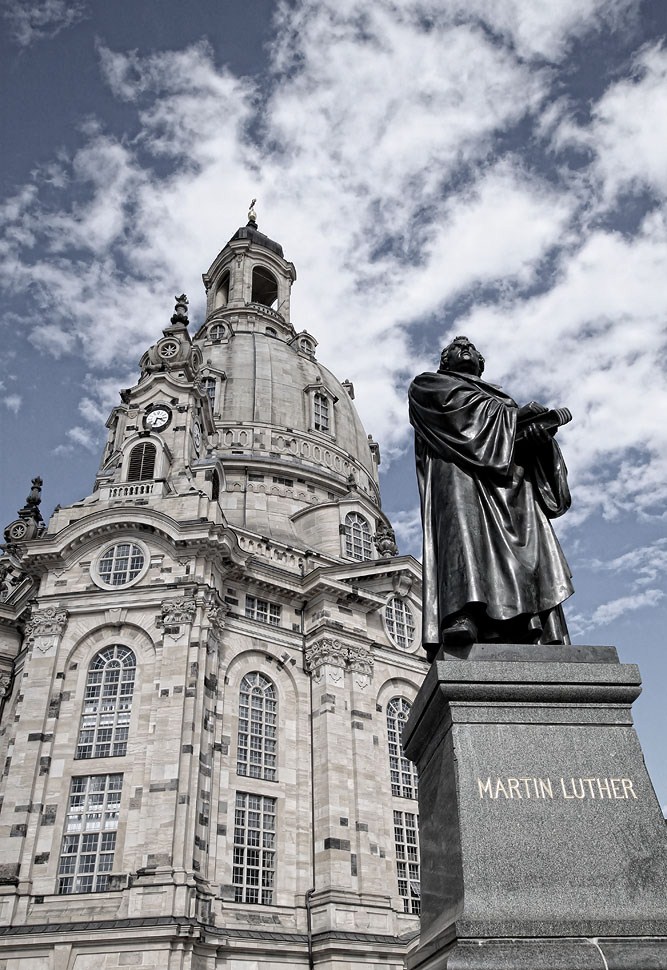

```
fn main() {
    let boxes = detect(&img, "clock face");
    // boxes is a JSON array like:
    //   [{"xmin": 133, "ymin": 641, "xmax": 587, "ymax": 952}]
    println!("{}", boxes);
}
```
[{"xmin": 144, "ymin": 407, "xmax": 171, "ymax": 431}]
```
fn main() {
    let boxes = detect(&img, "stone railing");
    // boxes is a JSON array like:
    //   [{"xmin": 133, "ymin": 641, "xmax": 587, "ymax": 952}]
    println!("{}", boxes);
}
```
[
  {"xmin": 244, "ymin": 302, "xmax": 286, "ymax": 324},
  {"xmin": 101, "ymin": 481, "xmax": 165, "ymax": 501}
]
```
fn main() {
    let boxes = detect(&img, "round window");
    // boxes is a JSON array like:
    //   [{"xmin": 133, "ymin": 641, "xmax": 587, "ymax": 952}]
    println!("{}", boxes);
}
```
[
  {"xmin": 209, "ymin": 324, "xmax": 225, "ymax": 340},
  {"xmin": 384, "ymin": 596, "xmax": 416, "ymax": 651},
  {"xmin": 92, "ymin": 541, "xmax": 149, "ymax": 590}
]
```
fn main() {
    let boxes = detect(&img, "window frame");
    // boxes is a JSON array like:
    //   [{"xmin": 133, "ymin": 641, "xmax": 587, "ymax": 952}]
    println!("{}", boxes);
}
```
[
  {"xmin": 57, "ymin": 773, "xmax": 123, "ymax": 895},
  {"xmin": 343, "ymin": 511, "xmax": 373, "ymax": 561},
  {"xmin": 384, "ymin": 596, "xmax": 417, "ymax": 651},
  {"xmin": 313, "ymin": 391, "xmax": 330, "ymax": 432},
  {"xmin": 393, "ymin": 809, "xmax": 421, "ymax": 915},
  {"xmin": 75, "ymin": 646, "xmax": 136, "ymax": 761},
  {"xmin": 91, "ymin": 539, "xmax": 150, "ymax": 591},
  {"xmin": 232, "ymin": 791, "xmax": 277, "ymax": 906},
  {"xmin": 236, "ymin": 672, "xmax": 278, "ymax": 782},
  {"xmin": 201, "ymin": 376, "xmax": 217, "ymax": 410},
  {"xmin": 245, "ymin": 595, "xmax": 281, "ymax": 627},
  {"xmin": 127, "ymin": 441, "xmax": 157, "ymax": 483},
  {"xmin": 386, "ymin": 696, "xmax": 419, "ymax": 800}
]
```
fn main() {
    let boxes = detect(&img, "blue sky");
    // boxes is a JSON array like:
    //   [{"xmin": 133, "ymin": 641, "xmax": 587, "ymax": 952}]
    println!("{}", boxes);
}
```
[{"xmin": 1, "ymin": 0, "xmax": 667, "ymax": 804}]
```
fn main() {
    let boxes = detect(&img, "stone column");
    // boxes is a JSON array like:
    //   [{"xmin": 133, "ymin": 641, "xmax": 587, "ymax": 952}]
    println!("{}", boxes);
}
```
[{"xmin": 403, "ymin": 643, "xmax": 667, "ymax": 970}]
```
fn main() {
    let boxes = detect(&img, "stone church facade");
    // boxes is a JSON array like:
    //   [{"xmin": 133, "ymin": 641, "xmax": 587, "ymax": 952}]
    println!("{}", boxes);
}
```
[{"xmin": 0, "ymin": 217, "xmax": 425, "ymax": 969}]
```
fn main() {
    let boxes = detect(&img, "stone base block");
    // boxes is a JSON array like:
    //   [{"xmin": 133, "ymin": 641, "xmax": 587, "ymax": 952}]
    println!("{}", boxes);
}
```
[
  {"xmin": 402, "ymin": 644, "xmax": 667, "ymax": 968},
  {"xmin": 409, "ymin": 934, "xmax": 667, "ymax": 970}
]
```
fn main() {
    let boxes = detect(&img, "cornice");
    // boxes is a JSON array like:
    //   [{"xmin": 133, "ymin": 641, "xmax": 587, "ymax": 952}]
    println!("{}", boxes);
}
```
[{"xmin": 13, "ymin": 508, "xmax": 249, "ymax": 574}]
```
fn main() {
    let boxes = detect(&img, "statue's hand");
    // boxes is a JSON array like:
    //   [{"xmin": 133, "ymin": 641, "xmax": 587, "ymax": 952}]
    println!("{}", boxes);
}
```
[
  {"xmin": 517, "ymin": 401, "xmax": 549, "ymax": 422},
  {"xmin": 523, "ymin": 422, "xmax": 553, "ymax": 445}
]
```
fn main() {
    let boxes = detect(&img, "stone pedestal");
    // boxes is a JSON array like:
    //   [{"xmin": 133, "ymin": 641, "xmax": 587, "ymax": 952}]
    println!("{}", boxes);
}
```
[{"xmin": 402, "ymin": 643, "xmax": 667, "ymax": 970}]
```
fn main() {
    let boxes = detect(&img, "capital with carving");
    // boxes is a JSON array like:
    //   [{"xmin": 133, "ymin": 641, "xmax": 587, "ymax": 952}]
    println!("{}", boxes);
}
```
[
  {"xmin": 24, "ymin": 607, "xmax": 68, "ymax": 642},
  {"xmin": 346, "ymin": 644, "xmax": 374, "ymax": 676},
  {"xmin": 0, "ymin": 673, "xmax": 11, "ymax": 698},
  {"xmin": 304, "ymin": 637, "xmax": 348, "ymax": 673},
  {"xmin": 157, "ymin": 598, "xmax": 197, "ymax": 628}
]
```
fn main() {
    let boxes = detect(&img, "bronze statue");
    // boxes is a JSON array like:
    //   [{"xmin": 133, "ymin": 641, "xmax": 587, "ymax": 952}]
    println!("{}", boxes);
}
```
[{"xmin": 408, "ymin": 336, "xmax": 573, "ymax": 660}]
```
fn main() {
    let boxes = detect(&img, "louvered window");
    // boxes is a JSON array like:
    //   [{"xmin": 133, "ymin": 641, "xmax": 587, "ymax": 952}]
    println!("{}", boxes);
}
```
[{"xmin": 127, "ymin": 442, "xmax": 156, "ymax": 482}]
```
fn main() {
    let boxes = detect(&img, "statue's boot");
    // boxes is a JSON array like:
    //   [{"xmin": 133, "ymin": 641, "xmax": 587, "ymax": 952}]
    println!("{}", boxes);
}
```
[{"xmin": 441, "ymin": 612, "xmax": 478, "ymax": 646}]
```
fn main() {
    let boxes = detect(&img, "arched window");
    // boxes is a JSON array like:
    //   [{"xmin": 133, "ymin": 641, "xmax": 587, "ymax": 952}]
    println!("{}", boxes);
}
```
[
  {"xmin": 211, "ymin": 470, "xmax": 220, "ymax": 502},
  {"xmin": 209, "ymin": 323, "xmax": 225, "ymax": 341},
  {"xmin": 386, "ymin": 697, "xmax": 418, "ymax": 799},
  {"xmin": 237, "ymin": 672, "xmax": 277, "ymax": 781},
  {"xmin": 251, "ymin": 266, "xmax": 278, "ymax": 308},
  {"xmin": 201, "ymin": 376, "xmax": 217, "ymax": 408},
  {"xmin": 313, "ymin": 392, "xmax": 329, "ymax": 432},
  {"xmin": 344, "ymin": 512, "xmax": 372, "ymax": 561},
  {"xmin": 127, "ymin": 442, "xmax": 156, "ymax": 482},
  {"xmin": 76, "ymin": 646, "xmax": 136, "ymax": 759},
  {"xmin": 214, "ymin": 271, "xmax": 230, "ymax": 308}
]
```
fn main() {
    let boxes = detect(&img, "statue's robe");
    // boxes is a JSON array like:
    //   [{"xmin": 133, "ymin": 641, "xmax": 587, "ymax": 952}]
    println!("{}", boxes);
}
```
[{"xmin": 408, "ymin": 370, "xmax": 573, "ymax": 646}]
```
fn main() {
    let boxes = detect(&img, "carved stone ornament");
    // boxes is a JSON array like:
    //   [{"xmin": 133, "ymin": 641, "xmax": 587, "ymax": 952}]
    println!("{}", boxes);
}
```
[
  {"xmin": 206, "ymin": 603, "xmax": 228, "ymax": 634},
  {"xmin": 373, "ymin": 523, "xmax": 398, "ymax": 558},
  {"xmin": 304, "ymin": 637, "xmax": 348, "ymax": 673},
  {"xmin": 346, "ymin": 644, "xmax": 374, "ymax": 676},
  {"xmin": 0, "ymin": 673, "xmax": 11, "ymax": 698},
  {"xmin": 24, "ymin": 607, "xmax": 68, "ymax": 642},
  {"xmin": 305, "ymin": 638, "xmax": 374, "ymax": 679},
  {"xmin": 157, "ymin": 598, "xmax": 197, "ymax": 628}
]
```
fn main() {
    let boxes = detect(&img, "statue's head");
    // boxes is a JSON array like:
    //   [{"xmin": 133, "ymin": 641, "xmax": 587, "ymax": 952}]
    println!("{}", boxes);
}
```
[{"xmin": 439, "ymin": 335, "xmax": 485, "ymax": 377}]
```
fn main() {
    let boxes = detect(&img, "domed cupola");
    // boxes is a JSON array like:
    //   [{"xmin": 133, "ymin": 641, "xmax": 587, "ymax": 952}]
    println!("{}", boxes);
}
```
[
  {"xmin": 192, "ymin": 208, "xmax": 389, "ymax": 556},
  {"xmin": 199, "ymin": 200, "xmax": 297, "ymax": 343}
]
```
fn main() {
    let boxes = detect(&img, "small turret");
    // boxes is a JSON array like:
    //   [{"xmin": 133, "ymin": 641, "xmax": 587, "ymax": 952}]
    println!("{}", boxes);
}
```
[
  {"xmin": 3, "ymin": 476, "xmax": 44, "ymax": 544},
  {"xmin": 139, "ymin": 294, "xmax": 202, "ymax": 381}
]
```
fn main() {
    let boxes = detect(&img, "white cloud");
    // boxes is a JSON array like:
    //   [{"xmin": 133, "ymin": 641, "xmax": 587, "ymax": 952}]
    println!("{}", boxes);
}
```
[
  {"xmin": 390, "ymin": 505, "xmax": 423, "ymax": 560},
  {"xmin": 590, "ymin": 588, "xmax": 664, "ymax": 626},
  {"xmin": 444, "ymin": 0, "xmax": 640, "ymax": 62},
  {"xmin": 66, "ymin": 426, "xmax": 99, "ymax": 453},
  {"xmin": 589, "ymin": 539, "xmax": 667, "ymax": 587},
  {"xmin": 3, "ymin": 394, "xmax": 22, "ymax": 414},
  {"xmin": 3, "ymin": 0, "xmax": 87, "ymax": 47},
  {"xmin": 1, "ymin": 1, "xmax": 665, "ymax": 533},
  {"xmin": 564, "ymin": 43, "xmax": 667, "ymax": 205}
]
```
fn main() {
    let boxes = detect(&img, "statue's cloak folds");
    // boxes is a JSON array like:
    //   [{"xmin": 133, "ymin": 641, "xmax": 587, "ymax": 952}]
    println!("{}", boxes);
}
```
[{"xmin": 408, "ymin": 371, "xmax": 573, "ymax": 645}]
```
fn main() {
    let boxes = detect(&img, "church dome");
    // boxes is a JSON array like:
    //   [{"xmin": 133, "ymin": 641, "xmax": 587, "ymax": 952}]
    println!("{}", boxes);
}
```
[
  {"xmin": 202, "ymin": 326, "xmax": 378, "ymax": 494},
  {"xmin": 193, "ymin": 215, "xmax": 383, "ymax": 546}
]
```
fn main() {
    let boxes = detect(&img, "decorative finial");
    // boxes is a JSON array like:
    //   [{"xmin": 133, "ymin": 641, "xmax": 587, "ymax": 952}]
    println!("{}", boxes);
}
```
[
  {"xmin": 3, "ymin": 474, "xmax": 44, "ymax": 544},
  {"xmin": 248, "ymin": 198, "xmax": 257, "ymax": 226},
  {"xmin": 170, "ymin": 294, "xmax": 189, "ymax": 327},
  {"xmin": 25, "ymin": 477, "xmax": 43, "ymax": 510}
]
